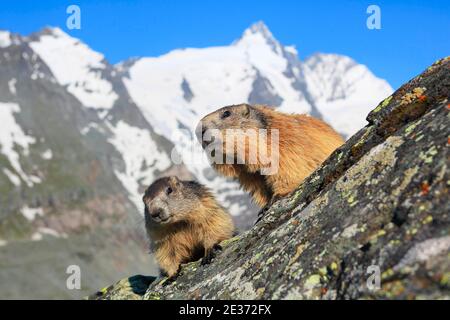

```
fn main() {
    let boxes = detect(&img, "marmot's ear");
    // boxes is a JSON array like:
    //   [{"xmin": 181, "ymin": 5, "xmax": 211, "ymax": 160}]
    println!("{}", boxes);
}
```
[
  {"xmin": 169, "ymin": 176, "xmax": 180, "ymax": 186},
  {"xmin": 241, "ymin": 104, "xmax": 251, "ymax": 116}
]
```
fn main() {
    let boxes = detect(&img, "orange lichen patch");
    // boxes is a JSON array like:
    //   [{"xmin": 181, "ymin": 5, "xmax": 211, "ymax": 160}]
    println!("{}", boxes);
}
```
[
  {"xmin": 321, "ymin": 287, "xmax": 328, "ymax": 295},
  {"xmin": 400, "ymin": 87, "xmax": 427, "ymax": 106},
  {"xmin": 291, "ymin": 219, "xmax": 300, "ymax": 226},
  {"xmin": 446, "ymin": 104, "xmax": 450, "ymax": 110},
  {"xmin": 418, "ymin": 95, "xmax": 427, "ymax": 102},
  {"xmin": 420, "ymin": 182, "xmax": 430, "ymax": 196},
  {"xmin": 447, "ymin": 137, "xmax": 450, "ymax": 145}
]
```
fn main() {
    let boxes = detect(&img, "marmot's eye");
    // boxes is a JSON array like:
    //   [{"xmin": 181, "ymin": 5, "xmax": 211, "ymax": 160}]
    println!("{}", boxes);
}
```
[
  {"xmin": 166, "ymin": 187, "xmax": 173, "ymax": 195},
  {"xmin": 221, "ymin": 110, "xmax": 231, "ymax": 119}
]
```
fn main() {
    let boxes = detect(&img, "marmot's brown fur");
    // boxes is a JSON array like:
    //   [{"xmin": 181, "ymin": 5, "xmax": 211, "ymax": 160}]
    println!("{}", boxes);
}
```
[
  {"xmin": 143, "ymin": 176, "xmax": 234, "ymax": 277},
  {"xmin": 196, "ymin": 104, "xmax": 344, "ymax": 207}
]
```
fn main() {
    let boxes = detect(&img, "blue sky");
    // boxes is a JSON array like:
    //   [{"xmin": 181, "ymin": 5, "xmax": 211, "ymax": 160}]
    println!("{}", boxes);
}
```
[{"xmin": 1, "ymin": 0, "xmax": 449, "ymax": 89}]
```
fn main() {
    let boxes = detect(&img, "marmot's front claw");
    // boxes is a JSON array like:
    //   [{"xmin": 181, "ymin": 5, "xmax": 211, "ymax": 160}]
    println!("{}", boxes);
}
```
[
  {"xmin": 162, "ymin": 265, "xmax": 182, "ymax": 286},
  {"xmin": 201, "ymin": 244, "xmax": 222, "ymax": 265}
]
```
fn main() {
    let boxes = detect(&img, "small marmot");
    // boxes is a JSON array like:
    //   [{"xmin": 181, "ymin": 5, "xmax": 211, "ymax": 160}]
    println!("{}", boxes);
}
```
[
  {"xmin": 143, "ymin": 176, "xmax": 234, "ymax": 277},
  {"xmin": 196, "ymin": 104, "xmax": 344, "ymax": 208}
]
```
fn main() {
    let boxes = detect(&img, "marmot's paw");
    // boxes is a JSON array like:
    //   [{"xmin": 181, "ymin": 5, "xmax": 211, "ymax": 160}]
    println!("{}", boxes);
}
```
[
  {"xmin": 161, "ymin": 265, "xmax": 181, "ymax": 286},
  {"xmin": 201, "ymin": 244, "xmax": 222, "ymax": 265}
]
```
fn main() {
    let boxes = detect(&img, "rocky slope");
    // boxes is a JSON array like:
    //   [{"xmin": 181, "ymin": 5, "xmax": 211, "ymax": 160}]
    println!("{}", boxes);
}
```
[{"xmin": 93, "ymin": 57, "xmax": 449, "ymax": 300}]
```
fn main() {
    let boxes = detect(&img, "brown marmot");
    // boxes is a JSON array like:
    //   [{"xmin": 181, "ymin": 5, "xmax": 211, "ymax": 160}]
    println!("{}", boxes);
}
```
[
  {"xmin": 143, "ymin": 176, "xmax": 234, "ymax": 277},
  {"xmin": 196, "ymin": 104, "xmax": 344, "ymax": 208}
]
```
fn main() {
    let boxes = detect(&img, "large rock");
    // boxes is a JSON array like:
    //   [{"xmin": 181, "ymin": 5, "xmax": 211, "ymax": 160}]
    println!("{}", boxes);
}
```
[{"xmin": 93, "ymin": 57, "xmax": 450, "ymax": 300}]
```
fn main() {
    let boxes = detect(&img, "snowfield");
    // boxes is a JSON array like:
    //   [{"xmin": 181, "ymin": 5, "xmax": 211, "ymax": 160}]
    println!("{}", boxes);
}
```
[
  {"xmin": 21, "ymin": 206, "xmax": 44, "ymax": 221},
  {"xmin": 29, "ymin": 27, "xmax": 118, "ymax": 110},
  {"xmin": 0, "ymin": 102, "xmax": 40, "ymax": 187}
]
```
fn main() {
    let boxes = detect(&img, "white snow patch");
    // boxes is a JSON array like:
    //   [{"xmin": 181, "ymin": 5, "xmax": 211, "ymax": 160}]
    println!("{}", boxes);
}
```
[
  {"xmin": 29, "ymin": 27, "xmax": 117, "ymax": 109},
  {"xmin": 30, "ymin": 71, "xmax": 45, "ymax": 81},
  {"xmin": 8, "ymin": 78, "xmax": 17, "ymax": 95},
  {"xmin": 3, "ymin": 168, "xmax": 21, "ymax": 186},
  {"xmin": 31, "ymin": 227, "xmax": 67, "ymax": 241},
  {"xmin": 0, "ymin": 102, "xmax": 39, "ymax": 187},
  {"xmin": 21, "ymin": 206, "xmax": 44, "ymax": 221},
  {"xmin": 41, "ymin": 149, "xmax": 53, "ymax": 160},
  {"xmin": 108, "ymin": 121, "xmax": 172, "ymax": 211},
  {"xmin": 284, "ymin": 46, "xmax": 298, "ymax": 55},
  {"xmin": 0, "ymin": 31, "xmax": 12, "ymax": 48},
  {"xmin": 81, "ymin": 122, "xmax": 105, "ymax": 135}
]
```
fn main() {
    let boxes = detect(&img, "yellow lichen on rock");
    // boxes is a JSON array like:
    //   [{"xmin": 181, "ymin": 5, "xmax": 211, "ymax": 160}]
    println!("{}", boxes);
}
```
[{"xmin": 400, "ymin": 87, "xmax": 427, "ymax": 106}]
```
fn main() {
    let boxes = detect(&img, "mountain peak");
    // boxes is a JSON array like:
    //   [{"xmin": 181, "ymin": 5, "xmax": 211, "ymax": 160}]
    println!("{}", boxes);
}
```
[
  {"xmin": 247, "ymin": 21, "xmax": 272, "ymax": 37},
  {"xmin": 239, "ymin": 21, "xmax": 276, "ymax": 42},
  {"xmin": 234, "ymin": 21, "xmax": 282, "ymax": 54}
]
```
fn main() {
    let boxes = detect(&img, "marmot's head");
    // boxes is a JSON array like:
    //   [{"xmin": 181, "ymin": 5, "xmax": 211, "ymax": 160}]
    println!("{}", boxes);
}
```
[
  {"xmin": 143, "ymin": 176, "xmax": 207, "ymax": 227},
  {"xmin": 195, "ymin": 104, "xmax": 269, "ymax": 161},
  {"xmin": 195, "ymin": 104, "xmax": 267, "ymax": 145}
]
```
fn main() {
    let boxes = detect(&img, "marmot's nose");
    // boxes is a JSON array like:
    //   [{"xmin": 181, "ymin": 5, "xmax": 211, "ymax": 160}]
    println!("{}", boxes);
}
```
[{"xmin": 150, "ymin": 209, "xmax": 163, "ymax": 218}]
